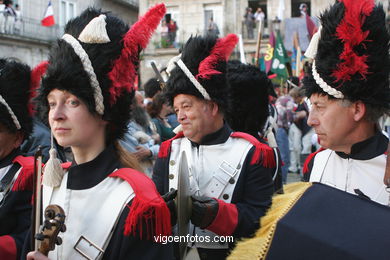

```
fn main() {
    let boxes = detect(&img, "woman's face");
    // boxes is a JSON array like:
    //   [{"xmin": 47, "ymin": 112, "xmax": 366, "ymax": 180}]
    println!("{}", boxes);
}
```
[{"xmin": 47, "ymin": 89, "xmax": 107, "ymax": 149}]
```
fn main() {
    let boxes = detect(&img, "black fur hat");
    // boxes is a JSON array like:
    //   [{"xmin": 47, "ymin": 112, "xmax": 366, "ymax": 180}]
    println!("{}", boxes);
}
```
[
  {"xmin": 36, "ymin": 5, "xmax": 166, "ymax": 142},
  {"xmin": 164, "ymin": 34, "xmax": 238, "ymax": 114},
  {"xmin": 0, "ymin": 58, "xmax": 32, "ymax": 139},
  {"xmin": 304, "ymin": 0, "xmax": 390, "ymax": 112},
  {"xmin": 226, "ymin": 60, "xmax": 270, "ymax": 136}
]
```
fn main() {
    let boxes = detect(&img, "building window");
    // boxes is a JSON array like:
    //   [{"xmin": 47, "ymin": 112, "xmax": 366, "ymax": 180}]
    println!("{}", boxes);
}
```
[
  {"xmin": 204, "ymin": 3, "xmax": 223, "ymax": 36},
  {"xmin": 60, "ymin": 0, "xmax": 76, "ymax": 26},
  {"xmin": 291, "ymin": 0, "xmax": 311, "ymax": 17}
]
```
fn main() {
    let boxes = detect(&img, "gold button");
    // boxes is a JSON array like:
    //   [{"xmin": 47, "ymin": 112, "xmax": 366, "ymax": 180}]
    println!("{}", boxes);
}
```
[
  {"xmin": 169, "ymin": 174, "xmax": 175, "ymax": 179},
  {"xmin": 169, "ymin": 160, "xmax": 175, "ymax": 166}
]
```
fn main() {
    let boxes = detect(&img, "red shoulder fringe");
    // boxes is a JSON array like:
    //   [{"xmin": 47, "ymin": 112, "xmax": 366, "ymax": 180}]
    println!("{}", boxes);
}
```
[
  {"xmin": 231, "ymin": 132, "xmax": 276, "ymax": 168},
  {"xmin": 109, "ymin": 168, "xmax": 171, "ymax": 240}
]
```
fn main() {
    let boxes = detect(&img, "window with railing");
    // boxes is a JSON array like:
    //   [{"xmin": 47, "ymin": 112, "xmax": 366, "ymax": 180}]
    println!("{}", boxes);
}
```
[{"xmin": 60, "ymin": 0, "xmax": 76, "ymax": 27}]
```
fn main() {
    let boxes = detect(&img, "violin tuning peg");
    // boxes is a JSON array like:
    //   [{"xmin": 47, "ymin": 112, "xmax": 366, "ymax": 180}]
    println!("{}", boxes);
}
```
[
  {"xmin": 55, "ymin": 236, "xmax": 63, "ymax": 245},
  {"xmin": 35, "ymin": 233, "xmax": 45, "ymax": 241},
  {"xmin": 60, "ymin": 224, "xmax": 66, "ymax": 232}
]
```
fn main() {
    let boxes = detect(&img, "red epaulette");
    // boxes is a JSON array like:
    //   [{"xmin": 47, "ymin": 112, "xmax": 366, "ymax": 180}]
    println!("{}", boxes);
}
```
[
  {"xmin": 302, "ymin": 147, "xmax": 326, "ymax": 175},
  {"xmin": 11, "ymin": 156, "xmax": 35, "ymax": 191},
  {"xmin": 157, "ymin": 132, "xmax": 185, "ymax": 158},
  {"xmin": 109, "ymin": 168, "xmax": 171, "ymax": 240},
  {"xmin": 231, "ymin": 132, "xmax": 276, "ymax": 168}
]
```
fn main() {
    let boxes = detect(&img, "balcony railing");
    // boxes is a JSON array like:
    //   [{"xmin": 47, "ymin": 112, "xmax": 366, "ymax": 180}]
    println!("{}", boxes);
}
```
[
  {"xmin": 112, "ymin": 0, "xmax": 139, "ymax": 10},
  {"xmin": 0, "ymin": 17, "xmax": 63, "ymax": 43}
]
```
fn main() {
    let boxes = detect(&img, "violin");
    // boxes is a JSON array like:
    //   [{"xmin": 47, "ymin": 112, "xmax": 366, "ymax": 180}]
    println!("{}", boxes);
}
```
[{"xmin": 35, "ymin": 204, "xmax": 66, "ymax": 256}]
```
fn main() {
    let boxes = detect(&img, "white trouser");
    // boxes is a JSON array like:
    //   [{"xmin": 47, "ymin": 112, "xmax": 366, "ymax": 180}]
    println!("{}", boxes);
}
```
[
  {"xmin": 301, "ymin": 128, "xmax": 314, "ymax": 154},
  {"xmin": 0, "ymin": 15, "xmax": 5, "ymax": 33},
  {"xmin": 288, "ymin": 123, "xmax": 302, "ymax": 172}
]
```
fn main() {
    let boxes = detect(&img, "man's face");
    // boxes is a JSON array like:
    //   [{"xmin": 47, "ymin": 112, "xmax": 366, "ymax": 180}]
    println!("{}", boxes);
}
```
[
  {"xmin": 0, "ymin": 123, "xmax": 23, "ymax": 161},
  {"xmin": 173, "ymin": 94, "xmax": 216, "ymax": 143},
  {"xmin": 308, "ymin": 93, "xmax": 357, "ymax": 153}
]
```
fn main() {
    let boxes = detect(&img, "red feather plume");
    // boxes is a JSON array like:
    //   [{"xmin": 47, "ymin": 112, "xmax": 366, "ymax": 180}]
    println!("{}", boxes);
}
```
[
  {"xmin": 196, "ymin": 34, "xmax": 238, "ymax": 80},
  {"xmin": 331, "ymin": 0, "xmax": 375, "ymax": 83},
  {"xmin": 29, "ymin": 61, "xmax": 48, "ymax": 116},
  {"xmin": 107, "ymin": 3, "xmax": 166, "ymax": 105}
]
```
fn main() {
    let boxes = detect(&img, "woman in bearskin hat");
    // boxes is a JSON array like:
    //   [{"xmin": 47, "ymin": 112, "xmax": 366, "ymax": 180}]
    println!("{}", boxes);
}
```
[
  {"xmin": 0, "ymin": 59, "xmax": 35, "ymax": 260},
  {"xmin": 24, "ymin": 4, "xmax": 173, "ymax": 260}
]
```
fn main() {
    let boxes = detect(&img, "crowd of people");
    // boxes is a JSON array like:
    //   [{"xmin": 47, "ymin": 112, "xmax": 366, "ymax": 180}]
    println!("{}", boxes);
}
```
[
  {"xmin": 159, "ymin": 18, "xmax": 178, "ymax": 48},
  {"xmin": 0, "ymin": 0, "xmax": 22, "ymax": 34},
  {"xmin": 0, "ymin": 0, "xmax": 389, "ymax": 259}
]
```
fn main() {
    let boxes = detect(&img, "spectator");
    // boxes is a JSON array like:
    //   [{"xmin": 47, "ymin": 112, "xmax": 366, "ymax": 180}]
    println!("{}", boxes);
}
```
[
  {"xmin": 244, "ymin": 7, "xmax": 254, "ymax": 39},
  {"xmin": 206, "ymin": 17, "xmax": 219, "ymax": 37},
  {"xmin": 148, "ymin": 93, "xmax": 175, "ymax": 142},
  {"xmin": 13, "ymin": 3, "xmax": 22, "ymax": 34},
  {"xmin": 143, "ymin": 77, "xmax": 161, "ymax": 107},
  {"xmin": 0, "ymin": 0, "xmax": 5, "ymax": 33},
  {"xmin": 121, "ymin": 92, "xmax": 160, "ymax": 177},
  {"xmin": 275, "ymin": 93, "xmax": 295, "ymax": 183},
  {"xmin": 160, "ymin": 19, "xmax": 169, "ymax": 48},
  {"xmin": 4, "ymin": 0, "xmax": 15, "ymax": 34},
  {"xmin": 254, "ymin": 7, "xmax": 265, "ymax": 23},
  {"xmin": 167, "ymin": 19, "xmax": 178, "ymax": 47}
]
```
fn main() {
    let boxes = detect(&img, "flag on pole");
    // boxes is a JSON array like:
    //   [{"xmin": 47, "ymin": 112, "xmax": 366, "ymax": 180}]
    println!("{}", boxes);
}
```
[
  {"xmin": 271, "ymin": 31, "xmax": 289, "ymax": 79},
  {"xmin": 264, "ymin": 29, "xmax": 275, "ymax": 73},
  {"xmin": 305, "ymin": 14, "xmax": 317, "ymax": 40},
  {"xmin": 41, "ymin": 1, "xmax": 55, "ymax": 27}
]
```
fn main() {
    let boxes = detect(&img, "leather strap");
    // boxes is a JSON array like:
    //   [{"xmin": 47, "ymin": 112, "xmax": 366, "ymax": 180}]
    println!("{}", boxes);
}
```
[
  {"xmin": 0, "ymin": 163, "xmax": 21, "ymax": 192},
  {"xmin": 384, "ymin": 143, "xmax": 390, "ymax": 188}
]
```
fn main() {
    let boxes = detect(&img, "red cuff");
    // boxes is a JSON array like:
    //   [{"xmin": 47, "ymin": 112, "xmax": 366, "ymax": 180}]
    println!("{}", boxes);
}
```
[
  {"xmin": 0, "ymin": 235, "xmax": 17, "ymax": 260},
  {"xmin": 206, "ymin": 199, "xmax": 238, "ymax": 236}
]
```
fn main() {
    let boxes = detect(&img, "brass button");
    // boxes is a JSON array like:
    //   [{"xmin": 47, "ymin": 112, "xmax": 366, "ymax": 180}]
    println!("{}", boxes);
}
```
[
  {"xmin": 223, "ymin": 194, "xmax": 229, "ymax": 200},
  {"xmin": 169, "ymin": 174, "xmax": 175, "ymax": 179},
  {"xmin": 229, "ymin": 178, "xmax": 235, "ymax": 184},
  {"xmin": 169, "ymin": 160, "xmax": 175, "ymax": 166}
]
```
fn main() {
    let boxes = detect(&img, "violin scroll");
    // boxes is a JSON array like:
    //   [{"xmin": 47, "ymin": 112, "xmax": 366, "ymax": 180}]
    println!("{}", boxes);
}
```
[{"xmin": 35, "ymin": 204, "xmax": 66, "ymax": 256}]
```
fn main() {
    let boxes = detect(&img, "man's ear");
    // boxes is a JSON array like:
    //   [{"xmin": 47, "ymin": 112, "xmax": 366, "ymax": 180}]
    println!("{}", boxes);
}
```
[
  {"xmin": 210, "ymin": 101, "xmax": 219, "ymax": 116},
  {"xmin": 13, "ymin": 131, "xmax": 24, "ymax": 149},
  {"xmin": 352, "ymin": 101, "xmax": 366, "ymax": 122}
]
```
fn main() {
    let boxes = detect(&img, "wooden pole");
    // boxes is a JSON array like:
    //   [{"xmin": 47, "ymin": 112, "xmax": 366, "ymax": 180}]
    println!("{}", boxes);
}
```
[{"xmin": 254, "ymin": 18, "xmax": 263, "ymax": 68}]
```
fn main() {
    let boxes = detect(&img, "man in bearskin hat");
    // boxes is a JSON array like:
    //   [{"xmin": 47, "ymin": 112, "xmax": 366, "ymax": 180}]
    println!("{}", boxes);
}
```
[
  {"xmin": 303, "ymin": 0, "xmax": 389, "ymax": 205},
  {"xmin": 228, "ymin": 1, "xmax": 390, "ymax": 259},
  {"xmin": 152, "ymin": 34, "xmax": 274, "ymax": 259},
  {"xmin": 226, "ymin": 60, "xmax": 283, "ymax": 193},
  {"xmin": 23, "ymin": 4, "xmax": 174, "ymax": 260},
  {"xmin": 0, "ymin": 58, "xmax": 35, "ymax": 260}
]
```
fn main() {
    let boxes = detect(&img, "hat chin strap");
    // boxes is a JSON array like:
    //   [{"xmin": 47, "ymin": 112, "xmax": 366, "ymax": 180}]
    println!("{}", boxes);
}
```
[
  {"xmin": 312, "ymin": 60, "xmax": 344, "ymax": 99},
  {"xmin": 305, "ymin": 26, "xmax": 344, "ymax": 99},
  {"xmin": 0, "ymin": 94, "xmax": 21, "ymax": 130},
  {"xmin": 61, "ymin": 34, "xmax": 105, "ymax": 115},
  {"xmin": 175, "ymin": 59, "xmax": 211, "ymax": 100}
]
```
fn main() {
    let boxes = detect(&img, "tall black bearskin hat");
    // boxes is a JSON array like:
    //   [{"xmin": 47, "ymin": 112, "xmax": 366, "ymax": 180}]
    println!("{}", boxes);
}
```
[
  {"xmin": 164, "ymin": 34, "xmax": 238, "ymax": 114},
  {"xmin": 34, "ymin": 4, "xmax": 166, "ymax": 142},
  {"xmin": 304, "ymin": 0, "xmax": 390, "ymax": 113},
  {"xmin": 226, "ymin": 60, "xmax": 270, "ymax": 136},
  {"xmin": 0, "ymin": 58, "xmax": 32, "ymax": 139}
]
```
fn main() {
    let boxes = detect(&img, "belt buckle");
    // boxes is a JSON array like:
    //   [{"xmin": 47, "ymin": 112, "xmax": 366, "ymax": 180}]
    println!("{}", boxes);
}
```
[{"xmin": 74, "ymin": 235, "xmax": 104, "ymax": 260}]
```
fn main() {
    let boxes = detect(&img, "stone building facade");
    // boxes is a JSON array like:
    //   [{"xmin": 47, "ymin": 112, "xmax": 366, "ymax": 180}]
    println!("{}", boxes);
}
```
[{"xmin": 0, "ymin": 0, "xmax": 138, "ymax": 67}]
